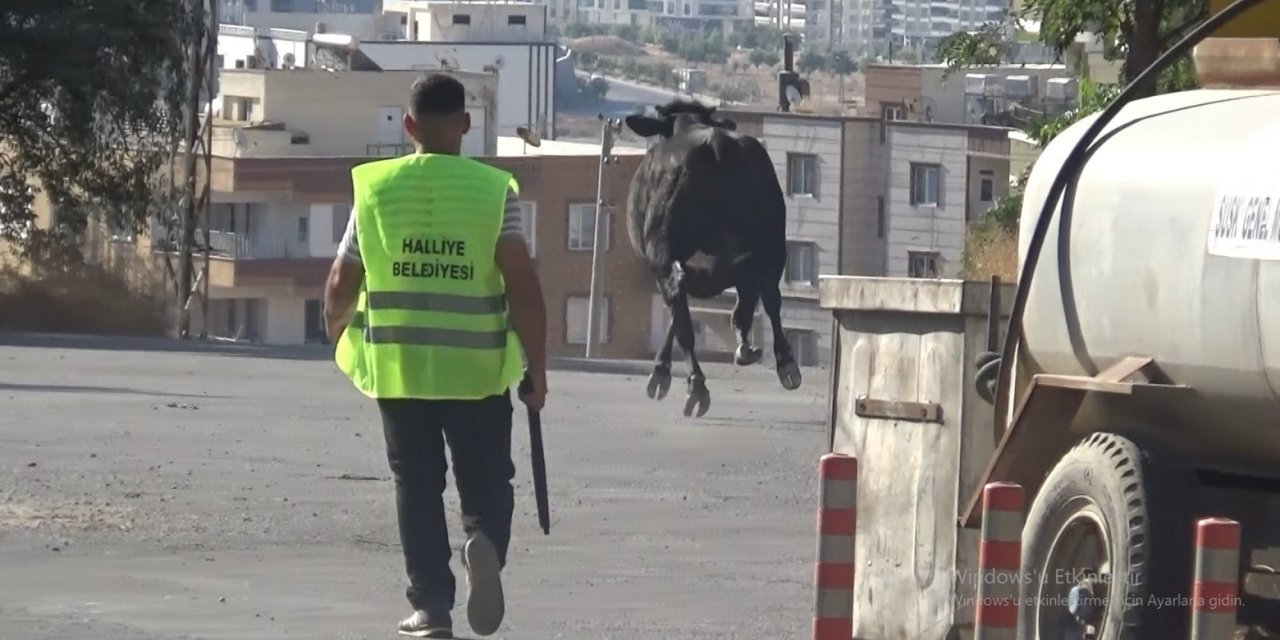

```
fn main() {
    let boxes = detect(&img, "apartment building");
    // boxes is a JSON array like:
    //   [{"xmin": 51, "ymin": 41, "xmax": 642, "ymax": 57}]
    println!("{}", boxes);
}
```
[
  {"xmin": 17, "ymin": 141, "xmax": 656, "ymax": 358},
  {"xmin": 216, "ymin": 2, "xmax": 559, "ymax": 141},
  {"xmin": 710, "ymin": 108, "xmax": 1012, "ymax": 366},
  {"xmin": 836, "ymin": 0, "xmax": 1011, "ymax": 55},
  {"xmin": 862, "ymin": 62, "xmax": 1078, "ymax": 125},
  {"xmin": 188, "ymin": 145, "xmax": 654, "ymax": 352},
  {"xmin": 212, "ymin": 68, "xmax": 498, "ymax": 156},
  {"xmin": 218, "ymin": 0, "xmax": 404, "ymax": 40},
  {"xmin": 577, "ymin": 0, "xmax": 756, "ymax": 33},
  {"xmin": 398, "ymin": 1, "xmax": 547, "ymax": 43}
]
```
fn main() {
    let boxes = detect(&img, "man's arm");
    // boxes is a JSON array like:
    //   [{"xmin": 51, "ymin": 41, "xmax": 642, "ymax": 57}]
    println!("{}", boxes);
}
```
[
  {"xmin": 495, "ymin": 192, "xmax": 548, "ymax": 409},
  {"xmin": 324, "ymin": 207, "xmax": 364, "ymax": 342}
]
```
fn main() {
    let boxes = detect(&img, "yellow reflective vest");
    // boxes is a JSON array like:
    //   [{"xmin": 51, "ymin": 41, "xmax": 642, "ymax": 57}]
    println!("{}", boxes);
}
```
[{"xmin": 335, "ymin": 153, "xmax": 524, "ymax": 400}]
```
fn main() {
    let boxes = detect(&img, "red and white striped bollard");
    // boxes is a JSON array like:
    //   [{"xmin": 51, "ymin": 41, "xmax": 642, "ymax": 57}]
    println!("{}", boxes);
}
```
[
  {"xmin": 1191, "ymin": 517, "xmax": 1240, "ymax": 640},
  {"xmin": 976, "ymin": 481, "xmax": 1024, "ymax": 640},
  {"xmin": 812, "ymin": 453, "xmax": 857, "ymax": 640}
]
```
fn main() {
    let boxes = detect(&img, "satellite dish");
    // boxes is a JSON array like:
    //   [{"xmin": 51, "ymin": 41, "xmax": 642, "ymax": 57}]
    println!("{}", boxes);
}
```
[
  {"xmin": 516, "ymin": 126, "xmax": 541, "ymax": 147},
  {"xmin": 785, "ymin": 84, "xmax": 803, "ymax": 106}
]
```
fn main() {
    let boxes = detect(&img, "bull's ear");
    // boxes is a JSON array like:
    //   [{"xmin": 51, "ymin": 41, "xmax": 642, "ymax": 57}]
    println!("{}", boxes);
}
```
[
  {"xmin": 625, "ymin": 114, "xmax": 670, "ymax": 138},
  {"xmin": 717, "ymin": 117, "xmax": 737, "ymax": 131}
]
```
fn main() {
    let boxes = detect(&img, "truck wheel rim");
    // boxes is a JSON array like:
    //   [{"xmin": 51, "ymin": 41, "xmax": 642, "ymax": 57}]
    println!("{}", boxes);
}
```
[{"xmin": 1034, "ymin": 497, "xmax": 1111, "ymax": 639}]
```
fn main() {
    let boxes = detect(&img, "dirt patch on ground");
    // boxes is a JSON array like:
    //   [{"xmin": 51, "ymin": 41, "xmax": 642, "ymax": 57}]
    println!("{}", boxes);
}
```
[{"xmin": 0, "ymin": 501, "xmax": 134, "ymax": 533}]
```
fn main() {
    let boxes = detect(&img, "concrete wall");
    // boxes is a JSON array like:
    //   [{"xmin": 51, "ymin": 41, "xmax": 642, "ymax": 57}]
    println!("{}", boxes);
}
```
[
  {"xmin": 761, "ymin": 117, "xmax": 842, "ymax": 289},
  {"xmin": 217, "ymin": 28, "xmax": 310, "ymax": 71},
  {"xmin": 862, "ymin": 65, "xmax": 923, "ymax": 118},
  {"xmin": 361, "ymin": 42, "xmax": 557, "ymax": 139},
  {"xmin": 839, "ymin": 120, "xmax": 886, "ymax": 276},
  {"xmin": 964, "ymin": 133, "xmax": 1011, "ymax": 223},
  {"xmin": 410, "ymin": 2, "xmax": 547, "ymax": 42},
  {"xmin": 216, "ymin": 69, "xmax": 499, "ymax": 156},
  {"xmin": 236, "ymin": 10, "xmax": 402, "ymax": 40},
  {"xmin": 884, "ymin": 125, "xmax": 969, "ymax": 277}
]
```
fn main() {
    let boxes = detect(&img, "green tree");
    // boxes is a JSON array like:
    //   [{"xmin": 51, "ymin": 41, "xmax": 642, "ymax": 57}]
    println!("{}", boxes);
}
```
[
  {"xmin": 827, "ymin": 49, "xmax": 858, "ymax": 101},
  {"xmin": 797, "ymin": 47, "xmax": 828, "ymax": 74},
  {"xmin": 945, "ymin": 0, "xmax": 1209, "ymax": 244},
  {"xmin": 933, "ymin": 23, "xmax": 1010, "ymax": 75},
  {"xmin": 1, "ymin": 0, "xmax": 195, "ymax": 259},
  {"xmin": 586, "ymin": 77, "xmax": 610, "ymax": 105}
]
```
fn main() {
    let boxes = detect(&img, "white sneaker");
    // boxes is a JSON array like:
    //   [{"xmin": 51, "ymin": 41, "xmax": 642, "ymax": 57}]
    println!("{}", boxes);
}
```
[{"xmin": 463, "ymin": 532, "xmax": 505, "ymax": 636}]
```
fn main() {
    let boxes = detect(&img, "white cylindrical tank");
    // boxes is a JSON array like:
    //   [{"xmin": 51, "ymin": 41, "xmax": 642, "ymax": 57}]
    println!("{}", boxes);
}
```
[{"xmin": 1016, "ymin": 88, "xmax": 1280, "ymax": 464}]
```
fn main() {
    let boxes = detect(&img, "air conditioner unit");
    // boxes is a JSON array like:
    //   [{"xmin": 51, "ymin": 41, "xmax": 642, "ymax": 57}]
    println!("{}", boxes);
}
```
[
  {"xmin": 1046, "ymin": 77, "xmax": 1078, "ymax": 101},
  {"xmin": 1005, "ymin": 75, "xmax": 1037, "ymax": 99},
  {"xmin": 964, "ymin": 73, "xmax": 987, "ymax": 96}
]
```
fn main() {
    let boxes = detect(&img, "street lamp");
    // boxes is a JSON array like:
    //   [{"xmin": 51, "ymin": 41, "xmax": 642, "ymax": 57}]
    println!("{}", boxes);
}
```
[{"xmin": 585, "ymin": 114, "xmax": 623, "ymax": 359}]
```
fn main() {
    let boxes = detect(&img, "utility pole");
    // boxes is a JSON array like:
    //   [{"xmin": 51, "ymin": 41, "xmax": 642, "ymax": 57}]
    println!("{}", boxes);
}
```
[
  {"xmin": 585, "ymin": 115, "xmax": 622, "ymax": 359},
  {"xmin": 177, "ymin": 0, "xmax": 217, "ymax": 339}
]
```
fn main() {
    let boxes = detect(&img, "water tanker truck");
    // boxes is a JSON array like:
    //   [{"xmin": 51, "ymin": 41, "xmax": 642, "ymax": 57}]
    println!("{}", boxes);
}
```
[{"xmin": 817, "ymin": 1, "xmax": 1280, "ymax": 638}]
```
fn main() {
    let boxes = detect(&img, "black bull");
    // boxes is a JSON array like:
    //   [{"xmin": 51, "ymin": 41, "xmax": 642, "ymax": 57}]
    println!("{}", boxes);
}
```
[{"xmin": 623, "ymin": 100, "xmax": 803, "ymax": 417}]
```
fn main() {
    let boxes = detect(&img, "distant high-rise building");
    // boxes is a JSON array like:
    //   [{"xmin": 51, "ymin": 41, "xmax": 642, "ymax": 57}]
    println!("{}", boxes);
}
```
[{"xmin": 828, "ymin": 0, "xmax": 1011, "ymax": 56}]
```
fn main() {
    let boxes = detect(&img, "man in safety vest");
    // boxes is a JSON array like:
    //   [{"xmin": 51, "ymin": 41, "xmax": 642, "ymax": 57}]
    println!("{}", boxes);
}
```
[{"xmin": 323, "ymin": 72, "xmax": 548, "ymax": 639}]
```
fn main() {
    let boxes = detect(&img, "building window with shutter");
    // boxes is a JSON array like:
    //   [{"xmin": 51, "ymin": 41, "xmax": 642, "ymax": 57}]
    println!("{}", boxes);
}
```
[
  {"xmin": 908, "ymin": 250, "xmax": 941, "ymax": 278},
  {"xmin": 910, "ymin": 162, "xmax": 941, "ymax": 206},
  {"xmin": 567, "ymin": 203, "xmax": 607, "ymax": 252},
  {"xmin": 785, "ymin": 241, "xmax": 817, "ymax": 285},
  {"xmin": 565, "ymin": 295, "xmax": 610, "ymax": 345},
  {"xmin": 787, "ymin": 153, "xmax": 818, "ymax": 197}
]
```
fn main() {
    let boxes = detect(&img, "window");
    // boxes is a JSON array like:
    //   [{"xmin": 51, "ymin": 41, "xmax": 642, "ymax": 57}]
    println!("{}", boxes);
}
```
[
  {"xmin": 910, "ymin": 163, "xmax": 941, "ymax": 206},
  {"xmin": 908, "ymin": 251, "xmax": 941, "ymax": 278},
  {"xmin": 567, "ymin": 203, "xmax": 607, "ymax": 251},
  {"xmin": 785, "ymin": 241, "xmax": 817, "ymax": 285},
  {"xmin": 452, "ymin": 13, "xmax": 471, "ymax": 24},
  {"xmin": 565, "ymin": 295, "xmax": 610, "ymax": 345},
  {"xmin": 508, "ymin": 14, "xmax": 526, "ymax": 24},
  {"xmin": 883, "ymin": 103, "xmax": 905, "ymax": 121},
  {"xmin": 298, "ymin": 215, "xmax": 309, "ymax": 243},
  {"xmin": 979, "ymin": 170, "xmax": 994, "ymax": 202},
  {"xmin": 109, "ymin": 216, "xmax": 134, "ymax": 243},
  {"xmin": 877, "ymin": 196, "xmax": 885, "ymax": 238},
  {"xmin": 787, "ymin": 153, "xmax": 818, "ymax": 197},
  {"xmin": 517, "ymin": 200, "xmax": 537, "ymax": 257},
  {"xmin": 784, "ymin": 329, "xmax": 819, "ymax": 366},
  {"xmin": 332, "ymin": 205, "xmax": 349, "ymax": 243}
]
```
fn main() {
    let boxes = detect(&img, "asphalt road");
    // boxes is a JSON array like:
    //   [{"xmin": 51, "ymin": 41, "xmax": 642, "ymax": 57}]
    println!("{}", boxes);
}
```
[{"xmin": 0, "ymin": 335, "xmax": 828, "ymax": 639}]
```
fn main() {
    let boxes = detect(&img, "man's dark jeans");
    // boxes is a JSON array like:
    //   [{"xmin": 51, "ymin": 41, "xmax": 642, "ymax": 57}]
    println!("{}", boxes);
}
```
[{"xmin": 376, "ymin": 392, "xmax": 515, "ymax": 614}]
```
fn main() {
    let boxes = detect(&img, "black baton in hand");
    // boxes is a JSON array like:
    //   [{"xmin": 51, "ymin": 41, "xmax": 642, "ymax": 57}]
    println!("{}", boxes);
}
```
[{"xmin": 518, "ymin": 373, "xmax": 550, "ymax": 535}]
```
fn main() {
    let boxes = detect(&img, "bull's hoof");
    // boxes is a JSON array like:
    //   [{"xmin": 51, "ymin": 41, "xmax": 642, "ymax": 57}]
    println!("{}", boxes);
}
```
[
  {"xmin": 647, "ymin": 366, "xmax": 672, "ymax": 400},
  {"xmin": 777, "ymin": 360, "xmax": 802, "ymax": 390},
  {"xmin": 683, "ymin": 375, "xmax": 711, "ymax": 417},
  {"xmin": 734, "ymin": 344, "xmax": 763, "ymax": 366}
]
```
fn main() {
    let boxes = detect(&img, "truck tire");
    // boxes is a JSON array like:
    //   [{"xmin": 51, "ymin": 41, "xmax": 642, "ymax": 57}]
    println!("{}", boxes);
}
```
[{"xmin": 1017, "ymin": 432, "xmax": 1193, "ymax": 640}]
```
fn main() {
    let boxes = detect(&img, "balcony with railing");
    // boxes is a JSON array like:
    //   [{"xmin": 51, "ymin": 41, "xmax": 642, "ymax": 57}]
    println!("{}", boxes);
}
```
[{"xmin": 207, "ymin": 230, "xmax": 312, "ymax": 260}]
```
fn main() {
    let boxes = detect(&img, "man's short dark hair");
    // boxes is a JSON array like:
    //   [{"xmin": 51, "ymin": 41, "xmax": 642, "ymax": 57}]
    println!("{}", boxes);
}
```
[{"xmin": 409, "ymin": 73, "xmax": 466, "ymax": 119}]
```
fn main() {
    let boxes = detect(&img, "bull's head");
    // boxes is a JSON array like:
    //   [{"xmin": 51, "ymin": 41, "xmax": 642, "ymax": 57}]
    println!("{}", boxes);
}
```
[{"xmin": 624, "ymin": 99, "xmax": 737, "ymax": 139}]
